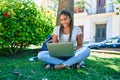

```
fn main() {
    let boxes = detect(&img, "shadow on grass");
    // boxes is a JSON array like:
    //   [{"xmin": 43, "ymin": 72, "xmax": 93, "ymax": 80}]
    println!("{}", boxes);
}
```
[
  {"xmin": 0, "ymin": 48, "xmax": 40, "ymax": 58},
  {"xmin": 0, "ymin": 50, "xmax": 120, "ymax": 80}
]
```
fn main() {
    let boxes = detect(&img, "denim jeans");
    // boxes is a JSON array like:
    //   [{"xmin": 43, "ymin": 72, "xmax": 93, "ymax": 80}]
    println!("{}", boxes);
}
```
[{"xmin": 38, "ymin": 47, "xmax": 90, "ymax": 66}]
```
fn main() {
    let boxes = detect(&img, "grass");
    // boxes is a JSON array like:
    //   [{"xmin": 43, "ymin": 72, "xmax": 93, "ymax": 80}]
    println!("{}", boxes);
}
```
[{"xmin": 0, "ymin": 49, "xmax": 120, "ymax": 80}]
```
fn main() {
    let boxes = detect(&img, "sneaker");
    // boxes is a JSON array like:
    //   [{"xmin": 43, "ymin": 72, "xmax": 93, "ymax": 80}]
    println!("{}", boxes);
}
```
[
  {"xmin": 29, "ymin": 57, "xmax": 38, "ymax": 61},
  {"xmin": 79, "ymin": 62, "xmax": 86, "ymax": 68}
]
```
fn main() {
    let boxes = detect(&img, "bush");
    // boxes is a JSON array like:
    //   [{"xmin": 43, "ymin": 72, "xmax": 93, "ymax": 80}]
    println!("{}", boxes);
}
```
[{"xmin": 0, "ymin": 0, "xmax": 55, "ymax": 55}]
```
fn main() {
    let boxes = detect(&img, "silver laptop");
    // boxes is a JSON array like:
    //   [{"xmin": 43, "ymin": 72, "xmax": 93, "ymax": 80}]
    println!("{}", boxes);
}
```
[{"xmin": 47, "ymin": 42, "xmax": 74, "ymax": 57}]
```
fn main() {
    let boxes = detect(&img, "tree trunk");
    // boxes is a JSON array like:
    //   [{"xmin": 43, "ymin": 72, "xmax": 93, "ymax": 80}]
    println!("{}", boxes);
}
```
[{"xmin": 56, "ymin": 0, "xmax": 74, "ymax": 26}]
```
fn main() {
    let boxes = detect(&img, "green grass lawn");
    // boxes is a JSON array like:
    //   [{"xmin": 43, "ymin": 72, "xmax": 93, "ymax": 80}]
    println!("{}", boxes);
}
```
[{"xmin": 0, "ymin": 49, "xmax": 120, "ymax": 80}]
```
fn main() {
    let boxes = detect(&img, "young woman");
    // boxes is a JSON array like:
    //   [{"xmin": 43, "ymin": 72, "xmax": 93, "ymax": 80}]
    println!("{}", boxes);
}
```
[{"xmin": 38, "ymin": 9, "xmax": 90, "ymax": 69}]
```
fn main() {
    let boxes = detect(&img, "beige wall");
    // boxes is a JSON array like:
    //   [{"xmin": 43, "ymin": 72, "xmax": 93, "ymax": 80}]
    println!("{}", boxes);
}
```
[
  {"xmin": 112, "ymin": 15, "xmax": 120, "ymax": 36},
  {"xmin": 74, "ymin": 12, "xmax": 120, "ymax": 43}
]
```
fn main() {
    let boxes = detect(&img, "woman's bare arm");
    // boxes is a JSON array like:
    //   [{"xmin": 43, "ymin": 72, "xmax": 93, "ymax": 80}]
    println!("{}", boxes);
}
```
[
  {"xmin": 75, "ymin": 34, "xmax": 83, "ymax": 50},
  {"xmin": 52, "ymin": 34, "xmax": 58, "ymax": 43}
]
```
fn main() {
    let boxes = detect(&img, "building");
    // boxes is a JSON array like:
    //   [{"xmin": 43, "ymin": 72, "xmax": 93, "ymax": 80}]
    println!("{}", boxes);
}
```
[{"xmin": 74, "ymin": 0, "xmax": 120, "ymax": 44}]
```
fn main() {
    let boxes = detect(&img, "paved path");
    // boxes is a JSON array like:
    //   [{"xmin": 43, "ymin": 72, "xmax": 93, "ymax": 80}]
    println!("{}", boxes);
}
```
[{"xmin": 91, "ymin": 48, "xmax": 120, "ymax": 54}]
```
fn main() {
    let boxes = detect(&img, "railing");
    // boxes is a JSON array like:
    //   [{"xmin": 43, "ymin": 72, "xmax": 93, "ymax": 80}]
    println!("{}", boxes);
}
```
[
  {"xmin": 74, "ymin": 6, "xmax": 115, "ymax": 15},
  {"xmin": 88, "ymin": 7, "xmax": 114, "ymax": 15}
]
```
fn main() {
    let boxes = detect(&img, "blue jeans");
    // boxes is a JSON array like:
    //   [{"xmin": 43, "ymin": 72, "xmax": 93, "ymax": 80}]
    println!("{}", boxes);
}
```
[{"xmin": 38, "ymin": 47, "xmax": 90, "ymax": 66}]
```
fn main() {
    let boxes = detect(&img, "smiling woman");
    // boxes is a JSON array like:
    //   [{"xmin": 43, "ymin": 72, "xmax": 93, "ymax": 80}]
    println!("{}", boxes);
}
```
[{"xmin": 38, "ymin": 9, "xmax": 90, "ymax": 69}]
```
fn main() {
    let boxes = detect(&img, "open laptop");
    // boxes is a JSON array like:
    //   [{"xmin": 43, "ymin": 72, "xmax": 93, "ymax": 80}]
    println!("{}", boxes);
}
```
[{"xmin": 47, "ymin": 42, "xmax": 74, "ymax": 57}]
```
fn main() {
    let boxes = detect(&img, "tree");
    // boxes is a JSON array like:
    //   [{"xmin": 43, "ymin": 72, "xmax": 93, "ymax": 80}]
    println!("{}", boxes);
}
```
[
  {"xmin": 105, "ymin": 0, "xmax": 120, "ymax": 15},
  {"xmin": 56, "ymin": 0, "xmax": 74, "ymax": 26},
  {"xmin": 105, "ymin": 0, "xmax": 120, "ymax": 5},
  {"xmin": 74, "ymin": 0, "xmax": 91, "ymax": 13},
  {"xmin": 50, "ymin": 0, "xmax": 59, "ymax": 12}
]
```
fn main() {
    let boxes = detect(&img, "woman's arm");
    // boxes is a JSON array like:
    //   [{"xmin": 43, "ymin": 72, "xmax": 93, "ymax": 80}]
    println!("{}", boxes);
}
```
[
  {"xmin": 75, "ymin": 34, "xmax": 83, "ymax": 50},
  {"xmin": 52, "ymin": 34, "xmax": 58, "ymax": 43}
]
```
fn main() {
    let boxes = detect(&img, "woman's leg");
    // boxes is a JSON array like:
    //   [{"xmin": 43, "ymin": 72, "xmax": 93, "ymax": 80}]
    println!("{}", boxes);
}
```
[
  {"xmin": 62, "ymin": 47, "xmax": 90, "ymax": 66},
  {"xmin": 38, "ymin": 51, "xmax": 64, "ymax": 65}
]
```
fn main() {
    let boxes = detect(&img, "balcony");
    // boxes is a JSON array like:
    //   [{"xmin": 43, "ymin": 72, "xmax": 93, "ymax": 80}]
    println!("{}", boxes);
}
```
[
  {"xmin": 88, "ymin": 6, "xmax": 114, "ymax": 15},
  {"xmin": 75, "ymin": 6, "xmax": 115, "ymax": 15}
]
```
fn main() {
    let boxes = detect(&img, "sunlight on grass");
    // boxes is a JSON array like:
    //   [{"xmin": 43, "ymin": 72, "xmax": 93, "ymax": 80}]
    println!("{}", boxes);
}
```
[
  {"xmin": 88, "ymin": 52, "xmax": 120, "ymax": 77},
  {"xmin": 0, "ymin": 51, "xmax": 120, "ymax": 80},
  {"xmin": 106, "ymin": 65, "xmax": 120, "ymax": 71},
  {"xmin": 77, "ymin": 69, "xmax": 90, "ymax": 75},
  {"xmin": 87, "ymin": 56, "xmax": 97, "ymax": 61}
]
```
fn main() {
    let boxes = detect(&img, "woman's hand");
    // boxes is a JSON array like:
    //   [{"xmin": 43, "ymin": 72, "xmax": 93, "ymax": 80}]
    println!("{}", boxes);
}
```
[
  {"xmin": 52, "ymin": 34, "xmax": 58, "ymax": 43},
  {"xmin": 74, "ymin": 46, "xmax": 82, "ymax": 50}
]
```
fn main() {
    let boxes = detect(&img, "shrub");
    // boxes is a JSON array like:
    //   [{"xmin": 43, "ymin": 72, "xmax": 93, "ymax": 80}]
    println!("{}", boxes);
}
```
[{"xmin": 0, "ymin": 0, "xmax": 55, "ymax": 55}]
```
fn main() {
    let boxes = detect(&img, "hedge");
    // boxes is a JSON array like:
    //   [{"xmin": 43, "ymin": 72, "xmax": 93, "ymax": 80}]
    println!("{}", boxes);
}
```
[{"xmin": 0, "ymin": 0, "xmax": 55, "ymax": 55}]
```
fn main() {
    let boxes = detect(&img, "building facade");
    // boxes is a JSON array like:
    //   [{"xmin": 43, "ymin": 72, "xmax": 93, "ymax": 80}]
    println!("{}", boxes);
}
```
[{"xmin": 74, "ymin": 0, "xmax": 120, "ymax": 44}]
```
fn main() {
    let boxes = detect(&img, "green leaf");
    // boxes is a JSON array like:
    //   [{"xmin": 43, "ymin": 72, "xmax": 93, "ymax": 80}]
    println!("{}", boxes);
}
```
[{"xmin": 0, "ymin": 0, "xmax": 55, "ymax": 54}]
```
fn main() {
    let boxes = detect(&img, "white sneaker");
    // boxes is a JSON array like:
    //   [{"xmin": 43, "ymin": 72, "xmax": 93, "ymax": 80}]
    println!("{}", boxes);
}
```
[
  {"xmin": 29, "ymin": 56, "xmax": 38, "ymax": 61},
  {"xmin": 79, "ymin": 61, "xmax": 86, "ymax": 68},
  {"xmin": 29, "ymin": 57, "xmax": 35, "ymax": 61}
]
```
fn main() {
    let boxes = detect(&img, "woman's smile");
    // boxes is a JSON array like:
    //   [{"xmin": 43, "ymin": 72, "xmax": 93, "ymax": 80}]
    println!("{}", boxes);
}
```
[{"xmin": 60, "ymin": 14, "xmax": 71, "ymax": 27}]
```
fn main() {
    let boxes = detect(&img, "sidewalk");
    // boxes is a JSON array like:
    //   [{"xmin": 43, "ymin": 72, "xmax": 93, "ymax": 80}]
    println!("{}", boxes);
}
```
[
  {"xmin": 91, "ymin": 49, "xmax": 120, "ymax": 54},
  {"xmin": 28, "ymin": 45, "xmax": 120, "ymax": 54}
]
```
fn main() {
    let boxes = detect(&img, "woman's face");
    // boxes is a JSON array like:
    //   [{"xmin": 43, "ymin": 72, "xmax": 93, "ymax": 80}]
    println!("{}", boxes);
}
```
[{"xmin": 59, "ymin": 14, "xmax": 71, "ymax": 27}]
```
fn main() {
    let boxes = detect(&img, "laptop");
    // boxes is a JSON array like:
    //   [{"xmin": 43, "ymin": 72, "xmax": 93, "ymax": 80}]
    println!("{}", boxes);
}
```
[{"xmin": 47, "ymin": 42, "xmax": 74, "ymax": 57}]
